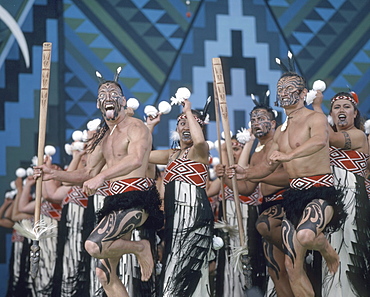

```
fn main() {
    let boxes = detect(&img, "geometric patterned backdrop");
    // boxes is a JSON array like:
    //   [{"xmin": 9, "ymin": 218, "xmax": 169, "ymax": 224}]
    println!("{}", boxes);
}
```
[{"xmin": 0, "ymin": 0, "xmax": 369, "ymax": 292}]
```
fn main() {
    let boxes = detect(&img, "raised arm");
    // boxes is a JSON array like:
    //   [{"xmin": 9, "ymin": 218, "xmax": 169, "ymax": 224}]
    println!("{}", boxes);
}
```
[
  {"xmin": 183, "ymin": 100, "xmax": 208, "ymax": 163},
  {"xmin": 18, "ymin": 176, "xmax": 36, "ymax": 214},
  {"xmin": 146, "ymin": 113, "xmax": 172, "ymax": 165},
  {"xmin": 0, "ymin": 197, "xmax": 14, "ymax": 228},
  {"xmin": 11, "ymin": 177, "xmax": 33, "ymax": 221}
]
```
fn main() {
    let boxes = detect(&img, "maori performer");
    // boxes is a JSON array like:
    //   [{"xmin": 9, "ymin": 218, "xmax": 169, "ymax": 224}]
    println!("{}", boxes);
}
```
[
  {"xmin": 232, "ymin": 103, "xmax": 294, "ymax": 297},
  {"xmin": 228, "ymin": 61, "xmax": 346, "ymax": 296},
  {"xmin": 313, "ymin": 91, "xmax": 370, "ymax": 296},
  {"xmin": 34, "ymin": 68, "xmax": 163, "ymax": 297},
  {"xmin": 147, "ymin": 97, "xmax": 214, "ymax": 297}
]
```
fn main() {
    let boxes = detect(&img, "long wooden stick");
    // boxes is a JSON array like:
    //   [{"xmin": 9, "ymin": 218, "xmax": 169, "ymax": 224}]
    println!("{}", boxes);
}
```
[
  {"xmin": 212, "ymin": 57, "xmax": 245, "ymax": 245},
  {"xmin": 31, "ymin": 42, "xmax": 52, "ymax": 279},
  {"xmin": 213, "ymin": 81, "xmax": 227, "ymax": 223},
  {"xmin": 34, "ymin": 42, "xmax": 52, "ymax": 223}
]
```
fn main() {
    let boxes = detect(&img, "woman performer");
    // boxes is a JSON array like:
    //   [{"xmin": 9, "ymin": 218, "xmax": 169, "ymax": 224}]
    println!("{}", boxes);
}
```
[
  {"xmin": 147, "ymin": 99, "xmax": 214, "ymax": 297},
  {"xmin": 313, "ymin": 91, "xmax": 370, "ymax": 296}
]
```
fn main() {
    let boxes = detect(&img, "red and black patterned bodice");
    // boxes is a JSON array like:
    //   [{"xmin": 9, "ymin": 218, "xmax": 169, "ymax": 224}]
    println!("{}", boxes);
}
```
[
  {"xmin": 330, "ymin": 146, "xmax": 369, "ymax": 178},
  {"xmin": 41, "ymin": 201, "xmax": 62, "ymax": 221},
  {"xmin": 163, "ymin": 147, "xmax": 208, "ymax": 189}
]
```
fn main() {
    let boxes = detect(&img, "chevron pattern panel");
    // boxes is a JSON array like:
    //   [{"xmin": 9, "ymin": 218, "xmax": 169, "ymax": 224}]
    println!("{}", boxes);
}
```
[{"xmin": 267, "ymin": 0, "xmax": 370, "ymax": 112}]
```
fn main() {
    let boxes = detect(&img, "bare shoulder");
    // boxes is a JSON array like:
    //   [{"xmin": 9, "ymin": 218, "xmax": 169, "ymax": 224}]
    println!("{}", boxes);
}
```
[
  {"xmin": 307, "ymin": 109, "xmax": 327, "ymax": 122},
  {"xmin": 126, "ymin": 117, "xmax": 150, "ymax": 135}
]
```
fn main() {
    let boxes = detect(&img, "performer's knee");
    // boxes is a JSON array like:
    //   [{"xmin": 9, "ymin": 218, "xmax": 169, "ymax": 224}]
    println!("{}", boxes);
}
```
[
  {"xmin": 296, "ymin": 228, "xmax": 315, "ymax": 248},
  {"xmin": 85, "ymin": 239, "xmax": 101, "ymax": 258},
  {"xmin": 256, "ymin": 220, "xmax": 271, "ymax": 239}
]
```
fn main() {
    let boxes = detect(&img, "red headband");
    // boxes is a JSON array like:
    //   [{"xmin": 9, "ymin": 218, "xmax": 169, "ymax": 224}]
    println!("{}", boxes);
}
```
[
  {"xmin": 177, "ymin": 114, "xmax": 204, "ymax": 126},
  {"xmin": 331, "ymin": 93, "xmax": 358, "ymax": 106},
  {"xmin": 232, "ymin": 141, "xmax": 244, "ymax": 148}
]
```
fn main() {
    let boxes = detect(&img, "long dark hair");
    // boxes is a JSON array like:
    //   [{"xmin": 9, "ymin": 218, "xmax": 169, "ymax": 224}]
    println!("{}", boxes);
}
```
[{"xmin": 86, "ymin": 120, "xmax": 108, "ymax": 153}]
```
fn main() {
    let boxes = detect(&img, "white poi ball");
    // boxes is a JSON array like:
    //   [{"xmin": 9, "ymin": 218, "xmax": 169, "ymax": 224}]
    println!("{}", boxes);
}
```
[
  {"xmin": 87, "ymin": 118, "xmax": 101, "ymax": 131},
  {"xmin": 5, "ymin": 191, "xmax": 14, "ymax": 199},
  {"xmin": 175, "ymin": 87, "xmax": 191, "ymax": 100},
  {"xmin": 144, "ymin": 105, "xmax": 158, "ymax": 117},
  {"xmin": 72, "ymin": 141, "xmax": 85, "ymax": 151},
  {"xmin": 72, "ymin": 130, "xmax": 83, "ymax": 142},
  {"xmin": 10, "ymin": 181, "xmax": 16, "ymax": 190},
  {"xmin": 221, "ymin": 130, "xmax": 233, "ymax": 140},
  {"xmin": 158, "ymin": 101, "xmax": 172, "ymax": 114},
  {"xmin": 82, "ymin": 130, "xmax": 89, "ymax": 142},
  {"xmin": 364, "ymin": 119, "xmax": 370, "ymax": 134},
  {"xmin": 31, "ymin": 156, "xmax": 38, "ymax": 166},
  {"xmin": 64, "ymin": 143, "xmax": 72, "ymax": 155},
  {"xmin": 127, "ymin": 98, "xmax": 140, "ymax": 110},
  {"xmin": 206, "ymin": 140, "xmax": 215, "ymax": 150},
  {"xmin": 44, "ymin": 145, "xmax": 56, "ymax": 156},
  {"xmin": 212, "ymin": 156, "xmax": 220, "ymax": 166},
  {"xmin": 212, "ymin": 236, "xmax": 224, "ymax": 250},
  {"xmin": 26, "ymin": 167, "xmax": 34, "ymax": 176},
  {"xmin": 15, "ymin": 168, "xmax": 26, "ymax": 178},
  {"xmin": 312, "ymin": 80, "xmax": 326, "ymax": 92},
  {"xmin": 209, "ymin": 168, "xmax": 217, "ymax": 180}
]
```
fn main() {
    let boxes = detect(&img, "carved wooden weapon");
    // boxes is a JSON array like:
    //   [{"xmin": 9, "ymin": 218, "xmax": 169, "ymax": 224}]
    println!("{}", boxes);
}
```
[{"xmin": 31, "ymin": 42, "xmax": 52, "ymax": 278}]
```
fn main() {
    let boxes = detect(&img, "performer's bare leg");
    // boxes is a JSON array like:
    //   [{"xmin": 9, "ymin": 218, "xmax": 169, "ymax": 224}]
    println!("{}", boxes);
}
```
[
  {"xmin": 282, "ymin": 199, "xmax": 338, "ymax": 297},
  {"xmin": 295, "ymin": 200, "xmax": 339, "ymax": 274},
  {"xmin": 256, "ymin": 204, "xmax": 285, "ymax": 251},
  {"xmin": 95, "ymin": 257, "xmax": 129, "ymax": 297},
  {"xmin": 258, "ymin": 205, "xmax": 294, "ymax": 296},
  {"xmin": 263, "ymin": 238, "xmax": 294, "ymax": 297},
  {"xmin": 85, "ymin": 209, "xmax": 154, "ymax": 283}
]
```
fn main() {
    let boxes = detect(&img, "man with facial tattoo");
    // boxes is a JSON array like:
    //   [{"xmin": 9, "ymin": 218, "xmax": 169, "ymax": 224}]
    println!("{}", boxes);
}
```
[
  {"xmin": 228, "ymin": 72, "xmax": 346, "ymax": 297},
  {"xmin": 220, "ymin": 105, "xmax": 294, "ymax": 296},
  {"xmin": 34, "ymin": 75, "xmax": 163, "ymax": 297}
]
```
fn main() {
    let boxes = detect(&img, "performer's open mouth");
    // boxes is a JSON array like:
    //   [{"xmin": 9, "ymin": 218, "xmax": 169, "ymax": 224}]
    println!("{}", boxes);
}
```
[
  {"xmin": 182, "ymin": 131, "xmax": 191, "ymax": 140},
  {"xmin": 104, "ymin": 102, "xmax": 116, "ymax": 120},
  {"xmin": 338, "ymin": 114, "xmax": 346, "ymax": 121}
]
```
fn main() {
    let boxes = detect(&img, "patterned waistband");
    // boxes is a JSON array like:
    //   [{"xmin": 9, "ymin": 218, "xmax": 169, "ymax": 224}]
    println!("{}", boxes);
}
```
[
  {"xmin": 263, "ymin": 188, "xmax": 286, "ymax": 203},
  {"xmin": 108, "ymin": 177, "xmax": 154, "ymax": 195},
  {"xmin": 96, "ymin": 181, "xmax": 111, "ymax": 196},
  {"xmin": 290, "ymin": 174, "xmax": 333, "ymax": 190},
  {"xmin": 63, "ymin": 186, "xmax": 89, "ymax": 208}
]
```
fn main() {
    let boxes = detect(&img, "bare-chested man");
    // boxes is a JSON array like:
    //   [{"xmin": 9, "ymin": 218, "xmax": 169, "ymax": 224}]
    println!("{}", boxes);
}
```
[
  {"xmin": 229, "ymin": 72, "xmax": 345, "ymax": 297},
  {"xmin": 219, "ymin": 105, "xmax": 294, "ymax": 296},
  {"xmin": 34, "ymin": 77, "xmax": 163, "ymax": 297}
]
